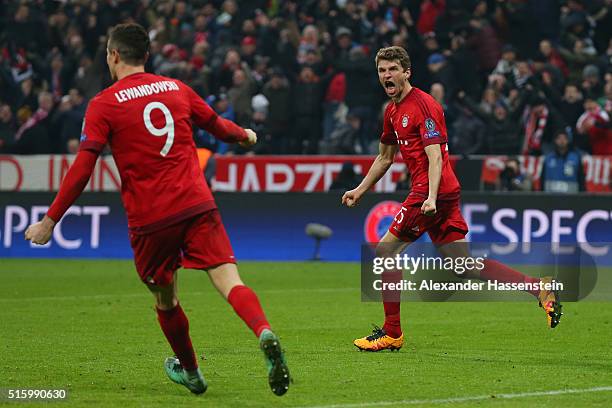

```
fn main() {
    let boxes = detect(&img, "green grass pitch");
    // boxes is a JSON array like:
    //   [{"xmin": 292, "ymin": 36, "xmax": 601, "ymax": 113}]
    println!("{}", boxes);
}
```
[{"xmin": 1, "ymin": 259, "xmax": 612, "ymax": 407}]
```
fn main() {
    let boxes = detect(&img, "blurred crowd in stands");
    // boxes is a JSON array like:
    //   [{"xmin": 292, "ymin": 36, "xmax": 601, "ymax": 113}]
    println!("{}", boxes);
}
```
[{"xmin": 0, "ymin": 0, "xmax": 611, "ymax": 160}]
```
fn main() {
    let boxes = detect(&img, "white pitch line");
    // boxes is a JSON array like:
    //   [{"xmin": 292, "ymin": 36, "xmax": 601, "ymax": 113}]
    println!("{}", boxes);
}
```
[
  {"xmin": 300, "ymin": 386, "xmax": 612, "ymax": 408},
  {"xmin": 0, "ymin": 287, "xmax": 358, "ymax": 303}
]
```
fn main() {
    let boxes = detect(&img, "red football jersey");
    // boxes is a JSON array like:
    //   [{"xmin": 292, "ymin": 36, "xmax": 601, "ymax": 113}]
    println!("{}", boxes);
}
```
[
  {"xmin": 381, "ymin": 87, "xmax": 460, "ymax": 200},
  {"xmin": 80, "ymin": 72, "xmax": 239, "ymax": 232}
]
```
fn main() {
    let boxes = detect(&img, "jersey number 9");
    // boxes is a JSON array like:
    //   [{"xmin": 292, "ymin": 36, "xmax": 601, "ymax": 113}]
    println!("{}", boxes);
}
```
[{"xmin": 143, "ymin": 101, "xmax": 175, "ymax": 157}]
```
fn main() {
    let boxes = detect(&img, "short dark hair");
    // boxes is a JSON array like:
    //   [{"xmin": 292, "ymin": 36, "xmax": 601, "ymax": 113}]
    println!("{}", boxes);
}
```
[
  {"xmin": 375, "ymin": 46, "xmax": 411, "ymax": 71},
  {"xmin": 108, "ymin": 23, "xmax": 150, "ymax": 66}
]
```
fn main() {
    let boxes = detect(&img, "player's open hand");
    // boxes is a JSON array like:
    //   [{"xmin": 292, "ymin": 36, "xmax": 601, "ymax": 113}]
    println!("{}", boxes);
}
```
[
  {"xmin": 24, "ymin": 216, "xmax": 55, "ymax": 245},
  {"xmin": 342, "ymin": 188, "xmax": 363, "ymax": 208},
  {"xmin": 421, "ymin": 198, "xmax": 437, "ymax": 216},
  {"xmin": 239, "ymin": 129, "xmax": 257, "ymax": 148}
]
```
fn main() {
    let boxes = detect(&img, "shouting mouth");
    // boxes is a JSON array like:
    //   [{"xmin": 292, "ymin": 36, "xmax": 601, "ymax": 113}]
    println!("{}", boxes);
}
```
[{"xmin": 384, "ymin": 80, "xmax": 397, "ymax": 95}]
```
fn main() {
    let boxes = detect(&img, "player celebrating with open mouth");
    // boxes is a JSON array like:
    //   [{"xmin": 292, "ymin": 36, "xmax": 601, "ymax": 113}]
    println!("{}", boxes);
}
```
[
  {"xmin": 24, "ymin": 23, "xmax": 289, "ymax": 396},
  {"xmin": 342, "ymin": 46, "xmax": 562, "ymax": 352}
]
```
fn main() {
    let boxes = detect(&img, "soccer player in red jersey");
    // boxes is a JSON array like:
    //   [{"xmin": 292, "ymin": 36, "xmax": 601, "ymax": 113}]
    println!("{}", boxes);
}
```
[
  {"xmin": 342, "ymin": 47, "xmax": 562, "ymax": 352},
  {"xmin": 24, "ymin": 23, "xmax": 289, "ymax": 395}
]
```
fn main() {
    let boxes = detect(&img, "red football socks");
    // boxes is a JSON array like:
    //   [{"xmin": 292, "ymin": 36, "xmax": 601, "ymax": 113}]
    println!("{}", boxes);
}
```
[
  {"xmin": 381, "ymin": 270, "xmax": 403, "ymax": 338},
  {"xmin": 227, "ymin": 285, "xmax": 271, "ymax": 337},
  {"xmin": 480, "ymin": 259, "xmax": 540, "ymax": 297},
  {"xmin": 156, "ymin": 304, "xmax": 198, "ymax": 371}
]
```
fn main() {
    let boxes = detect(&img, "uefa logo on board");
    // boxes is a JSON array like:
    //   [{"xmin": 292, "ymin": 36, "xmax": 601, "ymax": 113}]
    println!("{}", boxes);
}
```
[{"xmin": 363, "ymin": 200, "xmax": 402, "ymax": 242}]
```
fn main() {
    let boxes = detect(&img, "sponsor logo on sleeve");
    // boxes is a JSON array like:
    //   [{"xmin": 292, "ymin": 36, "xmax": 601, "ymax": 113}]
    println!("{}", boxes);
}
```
[{"xmin": 424, "ymin": 118, "xmax": 440, "ymax": 139}]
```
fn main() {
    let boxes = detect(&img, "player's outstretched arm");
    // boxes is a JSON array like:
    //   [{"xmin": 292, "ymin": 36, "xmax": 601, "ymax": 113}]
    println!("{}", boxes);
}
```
[
  {"xmin": 188, "ymin": 86, "xmax": 252, "ymax": 145},
  {"xmin": 25, "ymin": 150, "xmax": 99, "ymax": 245},
  {"xmin": 342, "ymin": 142, "xmax": 397, "ymax": 207},
  {"xmin": 421, "ymin": 144, "xmax": 442, "ymax": 216}
]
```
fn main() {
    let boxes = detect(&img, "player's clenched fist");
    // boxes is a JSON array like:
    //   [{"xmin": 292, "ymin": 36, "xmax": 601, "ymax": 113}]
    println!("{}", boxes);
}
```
[
  {"xmin": 342, "ymin": 188, "xmax": 363, "ymax": 207},
  {"xmin": 239, "ymin": 129, "xmax": 257, "ymax": 148},
  {"xmin": 421, "ymin": 197, "xmax": 437, "ymax": 216},
  {"xmin": 24, "ymin": 216, "xmax": 55, "ymax": 245}
]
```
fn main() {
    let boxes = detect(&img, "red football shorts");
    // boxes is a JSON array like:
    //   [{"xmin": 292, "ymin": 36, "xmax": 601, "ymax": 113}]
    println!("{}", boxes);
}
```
[
  {"xmin": 388, "ymin": 196, "xmax": 469, "ymax": 244},
  {"xmin": 129, "ymin": 209, "xmax": 236, "ymax": 286}
]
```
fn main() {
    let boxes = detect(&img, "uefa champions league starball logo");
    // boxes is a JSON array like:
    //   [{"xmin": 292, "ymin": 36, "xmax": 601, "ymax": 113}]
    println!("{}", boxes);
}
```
[{"xmin": 364, "ymin": 201, "xmax": 402, "ymax": 242}]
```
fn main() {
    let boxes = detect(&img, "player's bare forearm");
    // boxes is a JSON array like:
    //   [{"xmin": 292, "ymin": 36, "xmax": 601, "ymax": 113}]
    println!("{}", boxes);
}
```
[
  {"xmin": 342, "ymin": 143, "xmax": 397, "ymax": 207},
  {"xmin": 421, "ymin": 144, "xmax": 442, "ymax": 216},
  {"xmin": 424, "ymin": 144, "xmax": 442, "ymax": 200},
  {"xmin": 357, "ymin": 154, "xmax": 393, "ymax": 193}
]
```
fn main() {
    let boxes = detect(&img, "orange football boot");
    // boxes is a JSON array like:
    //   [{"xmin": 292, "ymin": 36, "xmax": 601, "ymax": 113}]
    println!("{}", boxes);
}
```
[
  {"xmin": 353, "ymin": 326, "xmax": 403, "ymax": 351},
  {"xmin": 537, "ymin": 276, "xmax": 563, "ymax": 328}
]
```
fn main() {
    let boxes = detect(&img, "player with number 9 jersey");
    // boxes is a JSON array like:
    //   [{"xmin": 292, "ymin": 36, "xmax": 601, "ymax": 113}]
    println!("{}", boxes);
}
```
[
  {"xmin": 79, "ymin": 72, "xmax": 231, "ymax": 232},
  {"xmin": 24, "ymin": 23, "xmax": 290, "ymax": 397}
]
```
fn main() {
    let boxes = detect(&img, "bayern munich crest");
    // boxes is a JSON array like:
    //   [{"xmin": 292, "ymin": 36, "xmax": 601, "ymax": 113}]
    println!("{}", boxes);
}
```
[
  {"xmin": 364, "ymin": 200, "xmax": 402, "ymax": 242},
  {"xmin": 401, "ymin": 114, "xmax": 409, "ymax": 128}
]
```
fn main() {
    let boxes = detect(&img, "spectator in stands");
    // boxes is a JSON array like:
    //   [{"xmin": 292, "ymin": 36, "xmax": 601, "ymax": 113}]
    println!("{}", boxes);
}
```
[
  {"xmin": 539, "ymin": 39, "xmax": 569, "ymax": 78},
  {"xmin": 456, "ymin": 90, "xmax": 522, "ymax": 155},
  {"xmin": 541, "ymin": 130, "xmax": 585, "ymax": 193},
  {"xmin": 335, "ymin": 27, "xmax": 354, "ymax": 60},
  {"xmin": 493, "ymin": 45, "xmax": 518, "ymax": 79},
  {"xmin": 479, "ymin": 87, "xmax": 498, "ymax": 115},
  {"xmin": 0, "ymin": 104, "xmax": 16, "ymax": 151},
  {"xmin": 240, "ymin": 36, "xmax": 258, "ymax": 67},
  {"xmin": 467, "ymin": 1, "xmax": 502, "ymax": 76},
  {"xmin": 417, "ymin": 0, "xmax": 445, "ymax": 35},
  {"xmin": 322, "ymin": 71, "xmax": 346, "ymax": 141},
  {"xmin": 212, "ymin": 49, "xmax": 242, "ymax": 95},
  {"xmin": 448, "ymin": 33, "xmax": 481, "ymax": 99},
  {"xmin": 54, "ymin": 88, "xmax": 87, "ymax": 153},
  {"xmin": 321, "ymin": 110, "xmax": 360, "ymax": 155},
  {"xmin": 425, "ymin": 53, "xmax": 453, "ymax": 97},
  {"xmin": 560, "ymin": 2, "xmax": 597, "ymax": 56},
  {"xmin": 73, "ymin": 52, "xmax": 106, "ymax": 100},
  {"xmin": 228, "ymin": 64, "xmax": 257, "ymax": 126},
  {"xmin": 292, "ymin": 66, "xmax": 324, "ymax": 154},
  {"xmin": 582, "ymin": 64, "xmax": 604, "ymax": 99},
  {"xmin": 329, "ymin": 161, "xmax": 361, "ymax": 191},
  {"xmin": 430, "ymin": 82, "xmax": 454, "ymax": 124},
  {"xmin": 263, "ymin": 67, "xmax": 292, "ymax": 154},
  {"xmin": 450, "ymin": 103, "xmax": 486, "ymax": 156},
  {"xmin": 559, "ymin": 83, "xmax": 584, "ymax": 136},
  {"xmin": 245, "ymin": 94, "xmax": 273, "ymax": 155},
  {"xmin": 335, "ymin": 45, "xmax": 381, "ymax": 153},
  {"xmin": 47, "ymin": 53, "xmax": 73, "ymax": 100},
  {"xmin": 558, "ymin": 39, "xmax": 599, "ymax": 85},
  {"xmin": 8, "ymin": 92, "xmax": 54, "ymax": 154},
  {"xmin": 498, "ymin": 157, "xmax": 532, "ymax": 192},
  {"xmin": 521, "ymin": 94, "xmax": 565, "ymax": 155},
  {"xmin": 15, "ymin": 78, "xmax": 38, "ymax": 113},
  {"xmin": 576, "ymin": 94, "xmax": 612, "ymax": 155},
  {"xmin": 5, "ymin": 4, "xmax": 46, "ymax": 55}
]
